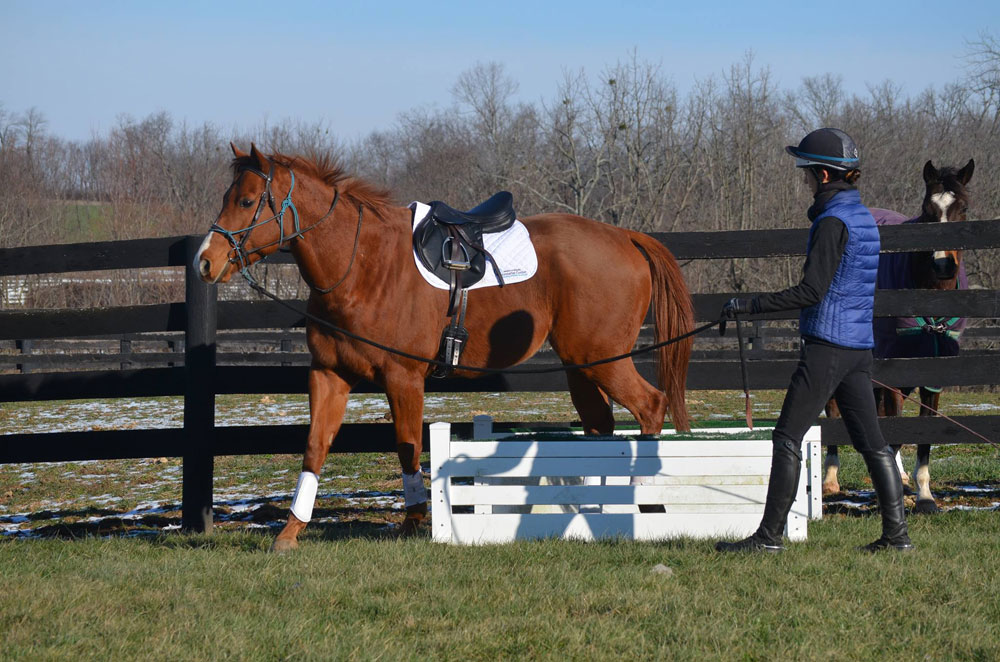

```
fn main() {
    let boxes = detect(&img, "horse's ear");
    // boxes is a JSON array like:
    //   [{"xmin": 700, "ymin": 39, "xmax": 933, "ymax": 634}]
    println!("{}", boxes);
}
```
[
  {"xmin": 249, "ymin": 143, "xmax": 270, "ymax": 169},
  {"xmin": 923, "ymin": 160, "xmax": 938, "ymax": 184},
  {"xmin": 958, "ymin": 158, "xmax": 975, "ymax": 185},
  {"xmin": 230, "ymin": 142, "xmax": 248, "ymax": 158}
]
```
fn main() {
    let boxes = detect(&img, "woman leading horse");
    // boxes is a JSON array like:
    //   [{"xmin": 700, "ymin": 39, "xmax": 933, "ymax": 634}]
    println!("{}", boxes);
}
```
[
  {"xmin": 716, "ymin": 128, "xmax": 913, "ymax": 553},
  {"xmin": 197, "ymin": 144, "xmax": 694, "ymax": 551}
]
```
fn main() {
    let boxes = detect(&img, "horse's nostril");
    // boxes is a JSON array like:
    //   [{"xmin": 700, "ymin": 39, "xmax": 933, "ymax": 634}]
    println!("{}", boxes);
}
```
[{"xmin": 200, "ymin": 258, "xmax": 211, "ymax": 277}]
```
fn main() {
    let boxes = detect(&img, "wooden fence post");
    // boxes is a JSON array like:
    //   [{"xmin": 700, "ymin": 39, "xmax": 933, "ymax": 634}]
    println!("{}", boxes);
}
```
[
  {"xmin": 16, "ymin": 339, "xmax": 33, "ymax": 374},
  {"xmin": 119, "ymin": 337, "xmax": 132, "ymax": 370},
  {"xmin": 182, "ymin": 236, "xmax": 217, "ymax": 533}
]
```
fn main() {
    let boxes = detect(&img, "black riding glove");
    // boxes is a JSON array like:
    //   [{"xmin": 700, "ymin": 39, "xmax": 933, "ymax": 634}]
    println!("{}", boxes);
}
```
[{"xmin": 721, "ymin": 297, "xmax": 755, "ymax": 319}]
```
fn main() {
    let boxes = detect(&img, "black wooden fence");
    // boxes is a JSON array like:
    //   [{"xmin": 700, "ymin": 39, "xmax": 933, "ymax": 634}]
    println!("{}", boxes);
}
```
[{"xmin": 3, "ymin": 222, "xmax": 1000, "ymax": 532}]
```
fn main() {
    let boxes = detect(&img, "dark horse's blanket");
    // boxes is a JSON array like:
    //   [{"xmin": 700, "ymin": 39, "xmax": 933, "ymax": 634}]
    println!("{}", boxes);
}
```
[{"xmin": 871, "ymin": 209, "xmax": 966, "ymax": 372}]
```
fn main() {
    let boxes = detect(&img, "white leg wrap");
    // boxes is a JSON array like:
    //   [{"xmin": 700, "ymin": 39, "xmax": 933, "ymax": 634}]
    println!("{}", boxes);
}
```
[
  {"xmin": 915, "ymin": 464, "xmax": 933, "ymax": 501},
  {"xmin": 403, "ymin": 470, "xmax": 427, "ymax": 507},
  {"xmin": 290, "ymin": 471, "xmax": 319, "ymax": 523},
  {"xmin": 894, "ymin": 450, "xmax": 906, "ymax": 478}
]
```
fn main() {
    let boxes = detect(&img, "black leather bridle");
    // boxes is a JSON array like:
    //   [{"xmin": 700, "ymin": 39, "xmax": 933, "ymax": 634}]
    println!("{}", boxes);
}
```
[{"xmin": 209, "ymin": 161, "xmax": 341, "ymax": 282}]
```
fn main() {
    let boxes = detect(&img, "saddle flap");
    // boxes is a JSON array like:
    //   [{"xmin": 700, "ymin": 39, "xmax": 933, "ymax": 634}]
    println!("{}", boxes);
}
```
[{"xmin": 413, "ymin": 217, "xmax": 489, "ymax": 290}]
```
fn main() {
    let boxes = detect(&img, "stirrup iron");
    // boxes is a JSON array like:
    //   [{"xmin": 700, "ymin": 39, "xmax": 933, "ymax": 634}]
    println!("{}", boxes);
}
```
[{"xmin": 441, "ymin": 237, "xmax": 472, "ymax": 271}]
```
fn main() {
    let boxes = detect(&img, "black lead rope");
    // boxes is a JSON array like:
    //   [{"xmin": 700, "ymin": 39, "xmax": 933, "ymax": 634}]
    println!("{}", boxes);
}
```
[
  {"xmin": 734, "ymin": 316, "xmax": 753, "ymax": 429},
  {"xmin": 242, "ymin": 273, "xmax": 719, "ymax": 375},
  {"xmin": 719, "ymin": 315, "xmax": 753, "ymax": 428}
]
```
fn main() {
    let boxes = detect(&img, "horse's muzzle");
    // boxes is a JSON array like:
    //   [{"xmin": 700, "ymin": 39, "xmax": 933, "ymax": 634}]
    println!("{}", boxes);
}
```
[
  {"xmin": 199, "ymin": 257, "xmax": 232, "ymax": 284},
  {"xmin": 932, "ymin": 256, "xmax": 957, "ymax": 280}
]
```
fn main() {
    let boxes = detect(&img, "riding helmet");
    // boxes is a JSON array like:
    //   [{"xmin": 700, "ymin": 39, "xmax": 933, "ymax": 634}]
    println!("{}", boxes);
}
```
[{"xmin": 786, "ymin": 128, "xmax": 860, "ymax": 171}]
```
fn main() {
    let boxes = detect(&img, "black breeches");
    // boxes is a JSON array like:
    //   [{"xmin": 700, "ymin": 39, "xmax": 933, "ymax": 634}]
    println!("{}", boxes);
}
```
[{"xmin": 773, "ymin": 339, "xmax": 886, "ymax": 455}]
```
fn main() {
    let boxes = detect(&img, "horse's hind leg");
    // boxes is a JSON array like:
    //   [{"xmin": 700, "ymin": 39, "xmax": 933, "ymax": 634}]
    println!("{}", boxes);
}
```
[
  {"xmin": 575, "ymin": 362, "xmax": 668, "ymax": 513},
  {"xmin": 567, "ymin": 370, "xmax": 614, "ymax": 435},
  {"xmin": 272, "ymin": 368, "xmax": 353, "ymax": 553},
  {"xmin": 912, "ymin": 388, "xmax": 942, "ymax": 514},
  {"xmin": 577, "ymin": 362, "xmax": 667, "ymax": 435}
]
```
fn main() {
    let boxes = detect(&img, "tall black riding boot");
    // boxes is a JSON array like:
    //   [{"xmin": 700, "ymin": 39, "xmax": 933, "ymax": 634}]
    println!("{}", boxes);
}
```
[
  {"xmin": 858, "ymin": 446, "xmax": 914, "ymax": 552},
  {"xmin": 715, "ymin": 439, "xmax": 801, "ymax": 553}
]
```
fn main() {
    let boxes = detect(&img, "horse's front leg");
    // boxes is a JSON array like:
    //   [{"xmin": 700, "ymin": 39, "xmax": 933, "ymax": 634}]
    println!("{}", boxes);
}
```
[
  {"xmin": 385, "ymin": 374, "xmax": 428, "ymax": 536},
  {"xmin": 822, "ymin": 446, "xmax": 841, "ymax": 496},
  {"xmin": 822, "ymin": 399, "xmax": 842, "ymax": 495},
  {"xmin": 272, "ymin": 367, "xmax": 353, "ymax": 553},
  {"xmin": 913, "ymin": 388, "xmax": 942, "ymax": 513},
  {"xmin": 878, "ymin": 387, "xmax": 912, "ymax": 490}
]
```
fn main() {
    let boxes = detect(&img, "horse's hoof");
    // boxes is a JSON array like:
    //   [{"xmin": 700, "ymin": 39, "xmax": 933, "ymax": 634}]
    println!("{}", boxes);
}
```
[
  {"xmin": 822, "ymin": 481, "xmax": 841, "ymax": 497},
  {"xmin": 270, "ymin": 537, "xmax": 299, "ymax": 554},
  {"xmin": 913, "ymin": 499, "xmax": 941, "ymax": 515}
]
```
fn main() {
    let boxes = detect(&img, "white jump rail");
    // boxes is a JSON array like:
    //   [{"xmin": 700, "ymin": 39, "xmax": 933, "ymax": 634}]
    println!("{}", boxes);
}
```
[{"xmin": 430, "ymin": 421, "xmax": 821, "ymax": 545}]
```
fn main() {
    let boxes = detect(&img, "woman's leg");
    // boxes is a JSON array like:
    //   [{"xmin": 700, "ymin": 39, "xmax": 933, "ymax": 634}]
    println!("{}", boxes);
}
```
[
  {"xmin": 717, "ymin": 341, "xmax": 841, "ymax": 552},
  {"xmin": 833, "ymin": 353, "xmax": 913, "ymax": 550}
]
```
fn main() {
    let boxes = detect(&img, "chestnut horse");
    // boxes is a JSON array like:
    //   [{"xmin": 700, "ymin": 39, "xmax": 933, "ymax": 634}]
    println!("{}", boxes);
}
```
[
  {"xmin": 823, "ymin": 159, "xmax": 974, "ymax": 514},
  {"xmin": 197, "ymin": 145, "xmax": 694, "ymax": 550}
]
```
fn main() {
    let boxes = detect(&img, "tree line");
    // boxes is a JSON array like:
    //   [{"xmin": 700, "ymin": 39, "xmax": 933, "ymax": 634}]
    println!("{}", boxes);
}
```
[{"xmin": 2, "ymin": 39, "xmax": 999, "ymax": 309}]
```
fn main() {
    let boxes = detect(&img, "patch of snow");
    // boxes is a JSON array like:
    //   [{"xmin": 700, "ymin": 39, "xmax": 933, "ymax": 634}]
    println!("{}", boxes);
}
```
[{"xmin": 826, "ymin": 500, "xmax": 871, "ymax": 509}]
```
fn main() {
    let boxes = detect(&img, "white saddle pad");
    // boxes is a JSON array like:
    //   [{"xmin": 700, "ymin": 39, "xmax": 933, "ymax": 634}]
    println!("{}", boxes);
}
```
[{"xmin": 409, "ymin": 201, "xmax": 538, "ymax": 290}]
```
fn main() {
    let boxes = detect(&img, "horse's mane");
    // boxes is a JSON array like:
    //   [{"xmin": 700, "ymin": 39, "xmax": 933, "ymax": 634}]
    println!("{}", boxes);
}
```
[{"xmin": 230, "ymin": 152, "xmax": 396, "ymax": 218}]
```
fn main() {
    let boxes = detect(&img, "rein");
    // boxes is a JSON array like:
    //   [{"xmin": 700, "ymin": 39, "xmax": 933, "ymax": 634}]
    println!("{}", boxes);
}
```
[
  {"xmin": 240, "ymin": 266, "xmax": 998, "ymax": 446},
  {"xmin": 722, "ymin": 314, "xmax": 997, "ymax": 446},
  {"xmin": 241, "ymin": 269, "xmax": 718, "ymax": 375},
  {"xmin": 870, "ymin": 378, "xmax": 999, "ymax": 450}
]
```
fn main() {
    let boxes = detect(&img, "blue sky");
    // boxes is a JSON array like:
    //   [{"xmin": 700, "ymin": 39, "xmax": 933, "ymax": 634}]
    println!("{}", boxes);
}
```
[{"xmin": 2, "ymin": 0, "xmax": 996, "ymax": 142}]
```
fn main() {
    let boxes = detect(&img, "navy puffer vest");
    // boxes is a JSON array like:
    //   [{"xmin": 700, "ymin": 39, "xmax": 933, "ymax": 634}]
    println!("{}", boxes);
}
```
[{"xmin": 799, "ymin": 189, "xmax": 880, "ymax": 349}]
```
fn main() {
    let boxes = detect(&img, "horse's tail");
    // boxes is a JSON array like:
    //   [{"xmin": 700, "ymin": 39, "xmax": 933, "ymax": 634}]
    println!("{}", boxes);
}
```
[{"xmin": 628, "ymin": 231, "xmax": 694, "ymax": 432}]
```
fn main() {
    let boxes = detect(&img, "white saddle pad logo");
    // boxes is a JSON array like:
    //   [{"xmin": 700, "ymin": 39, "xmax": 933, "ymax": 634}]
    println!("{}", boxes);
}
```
[{"xmin": 408, "ymin": 201, "xmax": 538, "ymax": 291}]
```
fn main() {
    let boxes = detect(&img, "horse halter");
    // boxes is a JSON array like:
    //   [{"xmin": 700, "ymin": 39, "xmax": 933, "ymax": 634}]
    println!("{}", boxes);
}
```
[{"xmin": 209, "ymin": 161, "xmax": 340, "ymax": 280}]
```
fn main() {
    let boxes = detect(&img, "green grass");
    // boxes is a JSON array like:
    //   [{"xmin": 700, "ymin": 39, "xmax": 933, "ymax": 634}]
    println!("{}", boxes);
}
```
[
  {"xmin": 3, "ymin": 390, "xmax": 1000, "ymax": 659},
  {"xmin": 1, "ymin": 513, "xmax": 999, "ymax": 661}
]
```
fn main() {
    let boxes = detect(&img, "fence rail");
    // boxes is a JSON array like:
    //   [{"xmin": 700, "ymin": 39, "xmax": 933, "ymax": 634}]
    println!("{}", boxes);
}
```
[{"xmin": 3, "ymin": 221, "xmax": 1000, "ymax": 531}]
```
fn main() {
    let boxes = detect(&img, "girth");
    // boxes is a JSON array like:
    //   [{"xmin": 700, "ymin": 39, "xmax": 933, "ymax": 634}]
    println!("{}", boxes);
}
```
[{"xmin": 413, "ymin": 191, "xmax": 517, "ymax": 377}]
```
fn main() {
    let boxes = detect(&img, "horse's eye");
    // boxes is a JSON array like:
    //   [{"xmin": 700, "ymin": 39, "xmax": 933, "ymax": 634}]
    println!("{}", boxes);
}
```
[{"xmin": 240, "ymin": 198, "xmax": 254, "ymax": 208}]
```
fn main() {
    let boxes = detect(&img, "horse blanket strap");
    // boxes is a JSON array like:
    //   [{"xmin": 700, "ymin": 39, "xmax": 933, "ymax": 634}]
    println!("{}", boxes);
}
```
[
  {"xmin": 433, "ymin": 289, "xmax": 470, "ymax": 378},
  {"xmin": 896, "ymin": 316, "xmax": 963, "ymax": 341}
]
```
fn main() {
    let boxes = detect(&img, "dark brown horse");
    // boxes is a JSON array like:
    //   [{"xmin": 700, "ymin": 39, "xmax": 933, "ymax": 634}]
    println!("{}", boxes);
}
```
[
  {"xmin": 823, "ymin": 159, "xmax": 974, "ymax": 513},
  {"xmin": 197, "ymin": 144, "xmax": 694, "ymax": 550}
]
